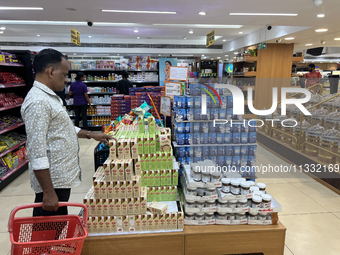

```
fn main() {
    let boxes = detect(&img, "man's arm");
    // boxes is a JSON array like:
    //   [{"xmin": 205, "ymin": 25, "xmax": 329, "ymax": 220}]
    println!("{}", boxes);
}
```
[
  {"xmin": 69, "ymin": 91, "xmax": 73, "ymax": 96},
  {"xmin": 84, "ymin": 93, "xmax": 92, "ymax": 108},
  {"xmin": 34, "ymin": 169, "xmax": 59, "ymax": 211},
  {"xmin": 77, "ymin": 130, "xmax": 113, "ymax": 145}
]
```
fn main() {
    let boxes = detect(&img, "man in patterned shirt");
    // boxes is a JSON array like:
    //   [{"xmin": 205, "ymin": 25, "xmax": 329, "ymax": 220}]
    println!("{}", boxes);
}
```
[{"xmin": 21, "ymin": 48, "xmax": 112, "ymax": 216}]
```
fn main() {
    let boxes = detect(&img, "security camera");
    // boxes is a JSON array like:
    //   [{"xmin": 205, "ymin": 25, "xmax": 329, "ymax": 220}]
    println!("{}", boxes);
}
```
[
  {"xmin": 87, "ymin": 20, "xmax": 93, "ymax": 27},
  {"xmin": 266, "ymin": 25, "xmax": 272, "ymax": 31},
  {"xmin": 276, "ymin": 39, "xmax": 282, "ymax": 43},
  {"xmin": 313, "ymin": 0, "xmax": 323, "ymax": 7}
]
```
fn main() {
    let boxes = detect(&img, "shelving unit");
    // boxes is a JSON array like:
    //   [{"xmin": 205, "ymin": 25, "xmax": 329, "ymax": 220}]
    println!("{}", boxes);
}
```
[
  {"xmin": 0, "ymin": 83, "xmax": 26, "ymax": 88},
  {"xmin": 0, "ymin": 140, "xmax": 26, "ymax": 158},
  {"xmin": 0, "ymin": 104, "xmax": 22, "ymax": 112}
]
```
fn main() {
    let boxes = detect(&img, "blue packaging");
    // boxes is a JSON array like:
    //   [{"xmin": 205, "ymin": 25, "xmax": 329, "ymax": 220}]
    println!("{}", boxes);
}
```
[
  {"xmin": 186, "ymin": 147, "xmax": 194, "ymax": 157},
  {"xmin": 202, "ymin": 133, "xmax": 209, "ymax": 144},
  {"xmin": 217, "ymin": 156, "xmax": 224, "ymax": 166},
  {"xmin": 232, "ymin": 132, "xmax": 240, "ymax": 144},
  {"xmin": 227, "ymin": 95, "xmax": 233, "ymax": 108},
  {"xmin": 185, "ymin": 133, "xmax": 191, "ymax": 145},
  {"xmin": 193, "ymin": 157, "xmax": 202, "ymax": 163},
  {"xmin": 217, "ymin": 146, "xmax": 225, "ymax": 155},
  {"xmin": 193, "ymin": 122, "xmax": 200, "ymax": 133},
  {"xmin": 225, "ymin": 146, "xmax": 233, "ymax": 156},
  {"xmin": 193, "ymin": 133, "xmax": 200, "ymax": 144},
  {"xmin": 233, "ymin": 123, "xmax": 241, "ymax": 132},
  {"xmin": 207, "ymin": 97, "xmax": 212, "ymax": 108},
  {"xmin": 176, "ymin": 122, "xmax": 185, "ymax": 133},
  {"xmin": 194, "ymin": 147, "xmax": 202, "ymax": 157},
  {"xmin": 200, "ymin": 134, "xmax": 205, "ymax": 144},
  {"xmin": 209, "ymin": 122, "xmax": 216, "ymax": 133},
  {"xmin": 241, "ymin": 121, "xmax": 249, "ymax": 132},
  {"xmin": 217, "ymin": 133, "xmax": 224, "ymax": 144},
  {"xmin": 194, "ymin": 96, "xmax": 201, "ymax": 108},
  {"xmin": 248, "ymin": 145, "xmax": 257, "ymax": 156},
  {"xmin": 233, "ymin": 146, "xmax": 241, "ymax": 156},
  {"xmin": 241, "ymin": 146, "xmax": 248, "ymax": 155},
  {"xmin": 202, "ymin": 156, "xmax": 210, "ymax": 161},
  {"xmin": 180, "ymin": 96, "xmax": 187, "ymax": 109},
  {"xmin": 224, "ymin": 132, "xmax": 232, "ymax": 144},
  {"xmin": 214, "ymin": 96, "xmax": 220, "ymax": 108},
  {"xmin": 186, "ymin": 109, "xmax": 194, "ymax": 121},
  {"xmin": 186, "ymin": 157, "xmax": 192, "ymax": 165},
  {"xmin": 189, "ymin": 84, "xmax": 195, "ymax": 96},
  {"xmin": 241, "ymin": 132, "xmax": 249, "ymax": 143},
  {"xmin": 220, "ymin": 96, "xmax": 228, "ymax": 108},
  {"xmin": 174, "ymin": 96, "xmax": 179, "ymax": 108},
  {"xmin": 227, "ymin": 108, "xmax": 233, "ymax": 119},
  {"xmin": 178, "ymin": 157, "xmax": 186, "ymax": 165},
  {"xmin": 177, "ymin": 147, "xmax": 186, "ymax": 157},
  {"xmin": 193, "ymin": 84, "xmax": 200, "ymax": 96},
  {"xmin": 185, "ymin": 123, "xmax": 192, "ymax": 133},
  {"xmin": 201, "ymin": 109, "xmax": 209, "ymax": 120},
  {"xmin": 225, "ymin": 156, "xmax": 232, "ymax": 166},
  {"xmin": 241, "ymin": 156, "xmax": 248, "ymax": 167},
  {"xmin": 233, "ymin": 156, "xmax": 241, "ymax": 167},
  {"xmin": 208, "ymin": 156, "xmax": 217, "ymax": 162},
  {"xmin": 248, "ymin": 132, "xmax": 257, "ymax": 143},
  {"xmin": 186, "ymin": 96, "xmax": 193, "ymax": 108},
  {"xmin": 202, "ymin": 146, "xmax": 210, "ymax": 156},
  {"xmin": 201, "ymin": 123, "xmax": 209, "ymax": 133},
  {"xmin": 173, "ymin": 107, "xmax": 178, "ymax": 119},
  {"xmin": 177, "ymin": 133, "xmax": 185, "ymax": 145},
  {"xmin": 209, "ymin": 133, "xmax": 217, "ymax": 144},
  {"xmin": 248, "ymin": 120, "xmax": 257, "ymax": 132},
  {"xmin": 194, "ymin": 109, "xmax": 201, "ymax": 120},
  {"xmin": 210, "ymin": 108, "xmax": 218, "ymax": 120},
  {"xmin": 219, "ymin": 108, "xmax": 226, "ymax": 119},
  {"xmin": 225, "ymin": 122, "xmax": 232, "ymax": 133},
  {"xmin": 206, "ymin": 109, "xmax": 211, "ymax": 120},
  {"xmin": 178, "ymin": 109, "xmax": 187, "ymax": 121},
  {"xmin": 248, "ymin": 156, "xmax": 256, "ymax": 166},
  {"xmin": 209, "ymin": 146, "xmax": 217, "ymax": 156}
]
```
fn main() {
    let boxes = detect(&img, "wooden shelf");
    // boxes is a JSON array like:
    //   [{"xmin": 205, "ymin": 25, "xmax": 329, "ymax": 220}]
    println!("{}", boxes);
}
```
[
  {"xmin": 233, "ymin": 57, "xmax": 258, "ymax": 63},
  {"xmin": 292, "ymin": 57, "xmax": 304, "ymax": 62}
]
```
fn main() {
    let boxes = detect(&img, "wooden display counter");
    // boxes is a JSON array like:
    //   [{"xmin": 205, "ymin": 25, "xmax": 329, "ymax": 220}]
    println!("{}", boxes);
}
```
[{"xmin": 81, "ymin": 223, "xmax": 286, "ymax": 255}]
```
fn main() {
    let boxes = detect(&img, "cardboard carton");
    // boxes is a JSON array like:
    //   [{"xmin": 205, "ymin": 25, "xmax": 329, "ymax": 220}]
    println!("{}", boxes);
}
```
[
  {"xmin": 113, "ymin": 181, "xmax": 120, "ymax": 199},
  {"xmin": 102, "ymin": 199, "xmax": 109, "ymax": 216},
  {"xmin": 137, "ymin": 133, "xmax": 144, "ymax": 154},
  {"xmin": 148, "ymin": 170, "xmax": 154, "ymax": 187},
  {"xmin": 154, "ymin": 170, "xmax": 161, "ymax": 187},
  {"xmin": 171, "ymin": 186, "xmax": 177, "ymax": 201},
  {"xmin": 124, "ymin": 139, "xmax": 131, "ymax": 159},
  {"xmin": 87, "ymin": 217, "xmax": 92, "ymax": 233},
  {"xmin": 153, "ymin": 214, "xmax": 160, "ymax": 231},
  {"xmin": 165, "ymin": 213, "xmax": 172, "ymax": 230},
  {"xmin": 124, "ymin": 159, "xmax": 133, "ymax": 181},
  {"xmin": 104, "ymin": 216, "xmax": 111, "ymax": 233},
  {"xmin": 141, "ymin": 214, "xmax": 148, "ymax": 232},
  {"xmin": 100, "ymin": 181, "xmax": 107, "ymax": 199},
  {"xmin": 92, "ymin": 217, "xmax": 99, "ymax": 233},
  {"xmin": 90, "ymin": 199, "xmax": 96, "ymax": 216},
  {"xmin": 160, "ymin": 170, "xmax": 167, "ymax": 186},
  {"xmin": 159, "ymin": 214, "xmax": 166, "ymax": 230},
  {"xmin": 114, "ymin": 198, "xmax": 121, "ymax": 216},
  {"xmin": 98, "ymin": 216, "xmax": 105, "ymax": 233},
  {"xmin": 171, "ymin": 213, "xmax": 178, "ymax": 230},
  {"xmin": 177, "ymin": 211, "xmax": 184, "ymax": 230},
  {"xmin": 130, "ymin": 138, "xmax": 139, "ymax": 159},
  {"xmin": 110, "ymin": 216, "xmax": 117, "ymax": 233},
  {"xmin": 109, "ymin": 139, "xmax": 116, "ymax": 160},
  {"xmin": 108, "ymin": 199, "xmax": 115, "ymax": 216},
  {"xmin": 147, "ymin": 214, "xmax": 154, "ymax": 231},
  {"xmin": 148, "ymin": 201, "xmax": 168, "ymax": 215},
  {"xmin": 96, "ymin": 199, "xmax": 103, "ymax": 216},
  {"xmin": 135, "ymin": 215, "xmax": 142, "ymax": 232},
  {"xmin": 117, "ymin": 216, "xmax": 123, "ymax": 233},
  {"xmin": 132, "ymin": 176, "xmax": 141, "ymax": 198},
  {"xmin": 140, "ymin": 187, "xmax": 147, "ymax": 214},
  {"xmin": 144, "ymin": 135, "xmax": 150, "ymax": 155},
  {"xmin": 121, "ymin": 198, "xmax": 128, "ymax": 215},
  {"xmin": 129, "ymin": 215, "xmax": 136, "ymax": 232},
  {"xmin": 93, "ymin": 181, "xmax": 101, "ymax": 199},
  {"xmin": 134, "ymin": 158, "xmax": 142, "ymax": 176},
  {"xmin": 117, "ymin": 140, "xmax": 125, "ymax": 160},
  {"xmin": 103, "ymin": 159, "xmax": 112, "ymax": 181},
  {"xmin": 166, "ymin": 170, "xmax": 172, "ymax": 186},
  {"xmin": 126, "ymin": 181, "xmax": 133, "ymax": 198},
  {"xmin": 107, "ymin": 182, "xmax": 114, "ymax": 199},
  {"xmin": 117, "ymin": 161, "xmax": 125, "ymax": 181},
  {"xmin": 172, "ymin": 170, "xmax": 178, "ymax": 186},
  {"xmin": 159, "ymin": 134, "xmax": 171, "ymax": 152},
  {"xmin": 141, "ymin": 170, "xmax": 148, "ymax": 187},
  {"xmin": 154, "ymin": 187, "xmax": 161, "ymax": 202},
  {"xmin": 120, "ymin": 181, "xmax": 126, "ymax": 199},
  {"xmin": 134, "ymin": 198, "xmax": 140, "ymax": 215},
  {"xmin": 111, "ymin": 161, "xmax": 118, "ymax": 181}
]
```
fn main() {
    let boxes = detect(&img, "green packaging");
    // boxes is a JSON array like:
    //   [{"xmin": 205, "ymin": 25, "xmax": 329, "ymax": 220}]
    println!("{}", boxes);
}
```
[
  {"xmin": 166, "ymin": 187, "xmax": 172, "ymax": 201},
  {"xmin": 147, "ymin": 187, "xmax": 151, "ymax": 202},
  {"xmin": 166, "ymin": 170, "xmax": 172, "ymax": 186},
  {"xmin": 172, "ymin": 169, "xmax": 178, "ymax": 186},
  {"xmin": 148, "ymin": 117, "xmax": 156, "ymax": 134},
  {"xmin": 160, "ymin": 170, "xmax": 167, "ymax": 186},
  {"xmin": 167, "ymin": 153, "xmax": 173, "ymax": 170},
  {"xmin": 161, "ymin": 153, "xmax": 167, "ymax": 170},
  {"xmin": 145, "ymin": 154, "xmax": 151, "ymax": 171},
  {"xmin": 181, "ymin": 82, "xmax": 186, "ymax": 95},
  {"xmin": 171, "ymin": 186, "xmax": 177, "ymax": 201},
  {"xmin": 138, "ymin": 116, "xmax": 144, "ymax": 133},
  {"xmin": 150, "ymin": 154, "xmax": 157, "ymax": 170},
  {"xmin": 144, "ymin": 135, "xmax": 150, "ymax": 155},
  {"xmin": 156, "ymin": 132, "xmax": 160, "ymax": 152},
  {"xmin": 149, "ymin": 187, "xmax": 155, "ymax": 202},
  {"xmin": 150, "ymin": 135, "xmax": 156, "ymax": 154},
  {"xmin": 154, "ymin": 187, "xmax": 161, "ymax": 202},
  {"xmin": 140, "ymin": 154, "xmax": 146, "ymax": 171},
  {"xmin": 148, "ymin": 170, "xmax": 154, "ymax": 187},
  {"xmin": 154, "ymin": 170, "xmax": 161, "ymax": 187},
  {"xmin": 156, "ymin": 153, "xmax": 162, "ymax": 170},
  {"xmin": 141, "ymin": 170, "xmax": 148, "ymax": 187},
  {"xmin": 137, "ymin": 133, "xmax": 144, "ymax": 155},
  {"xmin": 160, "ymin": 187, "xmax": 166, "ymax": 201}
]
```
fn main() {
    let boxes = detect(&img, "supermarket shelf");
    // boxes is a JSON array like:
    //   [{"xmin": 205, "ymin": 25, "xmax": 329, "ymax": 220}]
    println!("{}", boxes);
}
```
[
  {"xmin": 0, "ymin": 122, "xmax": 25, "ymax": 135},
  {"xmin": 0, "ymin": 104, "xmax": 22, "ymax": 112},
  {"xmin": 69, "ymin": 69, "xmax": 158, "ymax": 72},
  {"xmin": 233, "ymin": 72, "xmax": 257, "ymax": 77},
  {"xmin": 87, "ymin": 92, "xmax": 116, "ymax": 95},
  {"xmin": 172, "ymin": 141, "xmax": 257, "ymax": 147},
  {"xmin": 0, "ymin": 160, "xmax": 28, "ymax": 191},
  {"xmin": 292, "ymin": 57, "xmax": 304, "ymax": 62},
  {"xmin": 233, "ymin": 57, "xmax": 258, "ymax": 63},
  {"xmin": 131, "ymin": 81, "xmax": 158, "ymax": 84},
  {"xmin": 67, "ymin": 103, "xmax": 111, "ymax": 106},
  {"xmin": 0, "ymin": 83, "xmax": 26, "ymax": 89},
  {"xmin": 69, "ymin": 114, "xmax": 111, "ymax": 117},
  {"xmin": 83, "ymin": 81, "xmax": 117, "ymax": 84},
  {"xmin": 0, "ymin": 62, "xmax": 24, "ymax": 67},
  {"xmin": 0, "ymin": 140, "xmax": 26, "ymax": 158}
]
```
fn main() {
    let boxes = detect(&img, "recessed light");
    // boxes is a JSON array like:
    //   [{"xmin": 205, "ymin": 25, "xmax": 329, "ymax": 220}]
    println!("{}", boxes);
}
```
[
  {"xmin": 239, "ymin": 32, "xmax": 243, "ymax": 34},
  {"xmin": 315, "ymin": 28, "xmax": 328, "ymax": 32},
  {"xmin": 334, "ymin": 38, "xmax": 340, "ymax": 41},
  {"xmin": 217, "ymin": 57, "xmax": 221, "ymax": 59},
  {"xmin": 37, "ymin": 34, "xmax": 40, "ymax": 37},
  {"xmin": 134, "ymin": 29, "xmax": 138, "ymax": 33},
  {"xmin": 225, "ymin": 55, "xmax": 229, "ymax": 57},
  {"xmin": 117, "ymin": 54, "xmax": 120, "ymax": 55},
  {"xmin": 285, "ymin": 37, "xmax": 295, "ymax": 40},
  {"xmin": 88, "ymin": 36, "xmax": 92, "ymax": 38},
  {"xmin": 183, "ymin": 36, "xmax": 187, "ymax": 39},
  {"xmin": 137, "ymin": 37, "xmax": 140, "ymax": 39},
  {"xmin": 198, "ymin": 12, "xmax": 206, "ymax": 15},
  {"xmin": 158, "ymin": 54, "xmax": 161, "ymax": 56},
  {"xmin": 0, "ymin": 31, "xmax": 3, "ymax": 34},
  {"xmin": 202, "ymin": 55, "xmax": 204, "ymax": 56},
  {"xmin": 73, "ymin": 53, "xmax": 76, "ymax": 55},
  {"xmin": 234, "ymin": 52, "xmax": 238, "ymax": 55},
  {"xmin": 0, "ymin": 27, "xmax": 5, "ymax": 30},
  {"xmin": 229, "ymin": 13, "xmax": 298, "ymax": 16},
  {"xmin": 153, "ymin": 24, "xmax": 242, "ymax": 28},
  {"xmin": 0, "ymin": 7, "xmax": 44, "ymax": 10},
  {"xmin": 102, "ymin": 9, "xmax": 177, "ymax": 14},
  {"xmin": 223, "ymin": 39, "xmax": 226, "ymax": 42},
  {"xmin": 317, "ymin": 14, "xmax": 325, "ymax": 18},
  {"xmin": 189, "ymin": 30, "xmax": 193, "ymax": 34},
  {"xmin": 305, "ymin": 43, "xmax": 313, "ymax": 46}
]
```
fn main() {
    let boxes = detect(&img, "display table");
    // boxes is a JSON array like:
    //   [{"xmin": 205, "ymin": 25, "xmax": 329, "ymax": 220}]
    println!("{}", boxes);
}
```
[{"xmin": 81, "ymin": 223, "xmax": 286, "ymax": 255}]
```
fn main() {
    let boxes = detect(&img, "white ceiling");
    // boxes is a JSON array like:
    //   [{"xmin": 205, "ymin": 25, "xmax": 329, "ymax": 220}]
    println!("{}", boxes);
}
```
[{"xmin": 0, "ymin": 0, "xmax": 340, "ymax": 59}]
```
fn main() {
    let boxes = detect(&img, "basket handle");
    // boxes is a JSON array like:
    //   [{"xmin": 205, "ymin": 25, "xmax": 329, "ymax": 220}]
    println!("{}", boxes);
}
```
[{"xmin": 8, "ymin": 202, "xmax": 88, "ymax": 233}]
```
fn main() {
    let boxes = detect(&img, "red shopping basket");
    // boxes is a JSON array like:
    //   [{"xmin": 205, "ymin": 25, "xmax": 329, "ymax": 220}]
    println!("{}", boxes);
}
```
[{"xmin": 8, "ymin": 202, "xmax": 88, "ymax": 255}]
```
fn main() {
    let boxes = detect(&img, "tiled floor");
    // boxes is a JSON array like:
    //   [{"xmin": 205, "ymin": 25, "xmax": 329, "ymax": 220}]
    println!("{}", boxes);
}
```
[{"xmin": 1, "ymin": 140, "xmax": 340, "ymax": 255}]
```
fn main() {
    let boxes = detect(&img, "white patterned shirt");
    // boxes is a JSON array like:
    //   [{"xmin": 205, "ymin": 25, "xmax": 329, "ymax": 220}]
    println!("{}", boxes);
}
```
[{"xmin": 21, "ymin": 81, "xmax": 82, "ymax": 193}]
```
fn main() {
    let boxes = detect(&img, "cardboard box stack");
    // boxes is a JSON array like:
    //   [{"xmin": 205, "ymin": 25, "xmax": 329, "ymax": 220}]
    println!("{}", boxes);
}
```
[{"xmin": 111, "ymin": 95, "xmax": 131, "ymax": 120}]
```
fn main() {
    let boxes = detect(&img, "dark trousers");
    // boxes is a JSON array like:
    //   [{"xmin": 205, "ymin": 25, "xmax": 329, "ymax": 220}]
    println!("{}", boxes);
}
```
[
  {"xmin": 74, "ymin": 104, "xmax": 88, "ymax": 130},
  {"xmin": 33, "ymin": 188, "xmax": 71, "ymax": 216}
]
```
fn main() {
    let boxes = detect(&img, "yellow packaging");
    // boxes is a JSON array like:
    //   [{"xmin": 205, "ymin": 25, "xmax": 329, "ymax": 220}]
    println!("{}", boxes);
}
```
[
  {"xmin": 159, "ymin": 134, "xmax": 172, "ymax": 152},
  {"xmin": 87, "ymin": 217, "xmax": 93, "ymax": 233},
  {"xmin": 122, "ymin": 216, "xmax": 129, "ymax": 232},
  {"xmin": 128, "ymin": 215, "xmax": 136, "ymax": 232},
  {"xmin": 126, "ymin": 180, "xmax": 133, "ymax": 198},
  {"xmin": 177, "ymin": 211, "xmax": 184, "ymax": 230},
  {"xmin": 90, "ymin": 199, "xmax": 97, "ymax": 216},
  {"xmin": 100, "ymin": 181, "xmax": 107, "ymax": 199},
  {"xmin": 148, "ymin": 201, "xmax": 168, "ymax": 215},
  {"xmin": 111, "ymin": 160, "xmax": 118, "ymax": 181},
  {"xmin": 124, "ymin": 159, "xmax": 133, "ymax": 181},
  {"xmin": 121, "ymin": 198, "xmax": 128, "ymax": 215},
  {"xmin": 102, "ymin": 199, "xmax": 109, "ymax": 216},
  {"xmin": 171, "ymin": 213, "xmax": 178, "ymax": 230},
  {"xmin": 165, "ymin": 213, "xmax": 172, "ymax": 230},
  {"xmin": 83, "ymin": 198, "xmax": 91, "ymax": 216},
  {"xmin": 109, "ymin": 139, "xmax": 116, "ymax": 160},
  {"xmin": 107, "ymin": 182, "xmax": 114, "ymax": 199},
  {"xmin": 96, "ymin": 199, "xmax": 103, "ymax": 216},
  {"xmin": 133, "ymin": 178, "xmax": 141, "ymax": 198},
  {"xmin": 153, "ymin": 214, "xmax": 160, "ymax": 231},
  {"xmin": 114, "ymin": 198, "xmax": 121, "ymax": 216},
  {"xmin": 147, "ymin": 214, "xmax": 154, "ymax": 231},
  {"xmin": 120, "ymin": 181, "xmax": 126, "ymax": 198},
  {"xmin": 104, "ymin": 216, "xmax": 111, "ymax": 233},
  {"xmin": 93, "ymin": 181, "xmax": 101, "ymax": 200},
  {"xmin": 124, "ymin": 139, "xmax": 131, "ymax": 159},
  {"xmin": 141, "ymin": 214, "xmax": 148, "ymax": 232},
  {"xmin": 127, "ymin": 198, "xmax": 134, "ymax": 215},
  {"xmin": 134, "ymin": 198, "xmax": 140, "ymax": 215},
  {"xmin": 103, "ymin": 159, "xmax": 112, "ymax": 181}
]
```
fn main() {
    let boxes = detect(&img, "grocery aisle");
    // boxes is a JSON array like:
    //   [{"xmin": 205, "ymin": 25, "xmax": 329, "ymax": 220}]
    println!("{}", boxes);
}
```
[{"xmin": 1, "ymin": 141, "xmax": 340, "ymax": 255}]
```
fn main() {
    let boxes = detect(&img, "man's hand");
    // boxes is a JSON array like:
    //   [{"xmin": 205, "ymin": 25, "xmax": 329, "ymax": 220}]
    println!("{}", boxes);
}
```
[
  {"xmin": 91, "ymin": 133, "xmax": 113, "ymax": 145},
  {"xmin": 42, "ymin": 190, "xmax": 59, "ymax": 211}
]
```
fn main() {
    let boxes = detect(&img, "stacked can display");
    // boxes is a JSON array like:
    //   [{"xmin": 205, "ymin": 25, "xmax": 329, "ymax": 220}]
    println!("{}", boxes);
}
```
[{"xmin": 173, "ymin": 83, "xmax": 257, "ymax": 179}]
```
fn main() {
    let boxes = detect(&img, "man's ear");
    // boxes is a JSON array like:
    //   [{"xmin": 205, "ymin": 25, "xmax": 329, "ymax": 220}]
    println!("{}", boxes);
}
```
[{"xmin": 47, "ymin": 67, "xmax": 54, "ymax": 79}]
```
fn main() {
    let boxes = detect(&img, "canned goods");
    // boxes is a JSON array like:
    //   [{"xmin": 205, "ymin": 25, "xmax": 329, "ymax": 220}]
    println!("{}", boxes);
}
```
[
  {"xmin": 209, "ymin": 146, "xmax": 217, "ymax": 156},
  {"xmin": 232, "ymin": 132, "xmax": 240, "ymax": 144},
  {"xmin": 202, "ymin": 146, "xmax": 210, "ymax": 156},
  {"xmin": 186, "ymin": 147, "xmax": 194, "ymax": 157},
  {"xmin": 233, "ymin": 146, "xmax": 241, "ymax": 155},
  {"xmin": 209, "ymin": 133, "xmax": 217, "ymax": 144},
  {"xmin": 193, "ymin": 122, "xmax": 200, "ymax": 132},
  {"xmin": 194, "ymin": 96, "xmax": 201, "ymax": 108},
  {"xmin": 241, "ymin": 132, "xmax": 249, "ymax": 143},
  {"xmin": 186, "ymin": 96, "xmax": 193, "ymax": 108}
]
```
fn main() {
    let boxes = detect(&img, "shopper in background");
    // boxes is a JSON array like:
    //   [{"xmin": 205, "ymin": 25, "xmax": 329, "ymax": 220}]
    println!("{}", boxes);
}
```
[
  {"xmin": 21, "ymin": 48, "xmax": 111, "ymax": 216},
  {"xmin": 69, "ymin": 72, "xmax": 92, "ymax": 130},
  {"xmin": 304, "ymin": 63, "xmax": 322, "ymax": 93},
  {"xmin": 116, "ymin": 70, "xmax": 132, "ymax": 95},
  {"xmin": 291, "ymin": 64, "xmax": 303, "ymax": 87}
]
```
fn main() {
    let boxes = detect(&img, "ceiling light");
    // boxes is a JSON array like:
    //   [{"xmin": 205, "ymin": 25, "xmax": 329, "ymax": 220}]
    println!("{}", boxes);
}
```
[
  {"xmin": 158, "ymin": 54, "xmax": 161, "ymax": 56},
  {"xmin": 0, "ymin": 7, "xmax": 43, "ymax": 10},
  {"xmin": 285, "ymin": 37, "xmax": 295, "ymax": 40},
  {"xmin": 153, "ymin": 24, "xmax": 242, "ymax": 28},
  {"xmin": 137, "ymin": 37, "xmax": 140, "ymax": 39},
  {"xmin": 73, "ymin": 53, "xmax": 76, "ymax": 55},
  {"xmin": 334, "ymin": 38, "xmax": 340, "ymax": 41},
  {"xmin": 229, "ymin": 13, "xmax": 298, "ymax": 16},
  {"xmin": 225, "ymin": 55, "xmax": 229, "ymax": 57},
  {"xmin": 102, "ymin": 9, "xmax": 176, "ymax": 14},
  {"xmin": 234, "ymin": 52, "xmax": 239, "ymax": 55},
  {"xmin": 88, "ymin": 36, "xmax": 92, "ymax": 38},
  {"xmin": 134, "ymin": 29, "xmax": 138, "ymax": 33},
  {"xmin": 117, "ymin": 54, "xmax": 120, "ymax": 55},
  {"xmin": 217, "ymin": 57, "xmax": 221, "ymax": 59},
  {"xmin": 66, "ymin": 8, "xmax": 76, "ymax": 11},
  {"xmin": 0, "ymin": 31, "xmax": 3, "ymax": 34},
  {"xmin": 239, "ymin": 32, "xmax": 243, "ymax": 34},
  {"xmin": 0, "ymin": 20, "xmax": 141, "ymax": 26},
  {"xmin": 317, "ymin": 14, "xmax": 325, "ymax": 18},
  {"xmin": 202, "ymin": 55, "xmax": 204, "ymax": 56},
  {"xmin": 189, "ymin": 30, "xmax": 193, "ymax": 34},
  {"xmin": 37, "ymin": 34, "xmax": 40, "ymax": 37},
  {"xmin": 305, "ymin": 43, "xmax": 313, "ymax": 46},
  {"xmin": 198, "ymin": 12, "xmax": 206, "ymax": 15},
  {"xmin": 0, "ymin": 27, "xmax": 5, "ymax": 30},
  {"xmin": 172, "ymin": 55, "xmax": 194, "ymax": 57},
  {"xmin": 183, "ymin": 36, "xmax": 187, "ymax": 39},
  {"xmin": 223, "ymin": 39, "xmax": 226, "ymax": 42},
  {"xmin": 315, "ymin": 28, "xmax": 328, "ymax": 32},
  {"xmin": 211, "ymin": 58, "xmax": 214, "ymax": 60}
]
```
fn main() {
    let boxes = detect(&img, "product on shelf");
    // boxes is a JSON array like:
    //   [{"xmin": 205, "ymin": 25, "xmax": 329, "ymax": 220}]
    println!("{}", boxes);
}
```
[
  {"xmin": 0, "ymin": 132, "xmax": 26, "ymax": 153},
  {"xmin": 0, "ymin": 93, "xmax": 24, "ymax": 107},
  {"xmin": 0, "ymin": 145, "xmax": 26, "ymax": 177},
  {"xmin": 0, "ymin": 116, "xmax": 23, "ymax": 131},
  {"xmin": 0, "ymin": 51, "xmax": 22, "ymax": 64},
  {"xmin": 0, "ymin": 71, "xmax": 25, "ymax": 84},
  {"xmin": 111, "ymin": 95, "xmax": 131, "ymax": 120}
]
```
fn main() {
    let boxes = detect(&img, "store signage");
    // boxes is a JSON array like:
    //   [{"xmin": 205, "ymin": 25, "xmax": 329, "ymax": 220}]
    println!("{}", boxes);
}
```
[
  {"xmin": 165, "ymin": 82, "xmax": 181, "ymax": 97},
  {"xmin": 258, "ymin": 43, "xmax": 267, "ymax": 50},
  {"xmin": 70, "ymin": 27, "xmax": 81, "ymax": 46},
  {"xmin": 206, "ymin": 30, "xmax": 215, "ymax": 47},
  {"xmin": 200, "ymin": 83, "xmax": 312, "ymax": 116}
]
